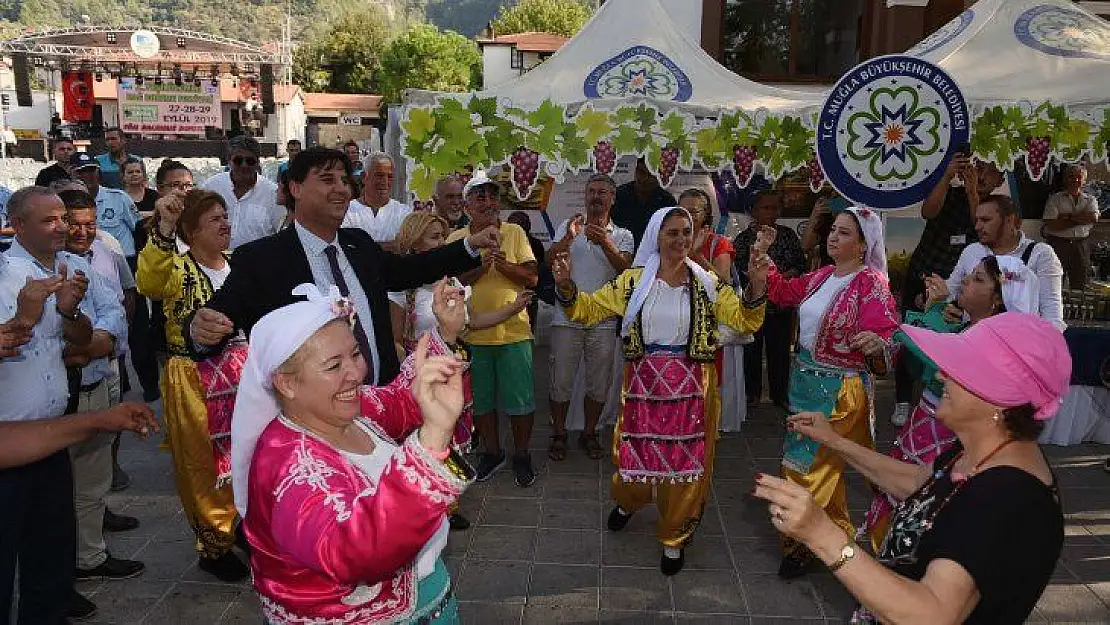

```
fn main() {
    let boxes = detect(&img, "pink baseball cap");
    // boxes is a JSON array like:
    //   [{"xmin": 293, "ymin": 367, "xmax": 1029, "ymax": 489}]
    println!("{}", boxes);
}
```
[{"xmin": 901, "ymin": 312, "xmax": 1071, "ymax": 421}]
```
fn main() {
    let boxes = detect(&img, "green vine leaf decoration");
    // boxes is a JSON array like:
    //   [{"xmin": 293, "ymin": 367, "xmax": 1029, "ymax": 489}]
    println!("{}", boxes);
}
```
[{"xmin": 574, "ymin": 106, "xmax": 612, "ymax": 148}]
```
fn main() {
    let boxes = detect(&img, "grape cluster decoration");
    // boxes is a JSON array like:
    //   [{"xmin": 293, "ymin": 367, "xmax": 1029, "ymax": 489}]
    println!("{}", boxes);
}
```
[{"xmin": 400, "ymin": 95, "xmax": 1110, "ymax": 201}]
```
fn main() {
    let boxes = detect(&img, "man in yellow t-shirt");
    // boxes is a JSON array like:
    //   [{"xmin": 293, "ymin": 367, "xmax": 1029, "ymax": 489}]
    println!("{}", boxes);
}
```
[{"xmin": 446, "ymin": 173, "xmax": 539, "ymax": 486}]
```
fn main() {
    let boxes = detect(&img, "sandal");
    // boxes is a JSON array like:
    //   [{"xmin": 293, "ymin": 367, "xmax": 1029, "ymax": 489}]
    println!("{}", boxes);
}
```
[
  {"xmin": 548, "ymin": 432, "xmax": 568, "ymax": 461},
  {"xmin": 579, "ymin": 433, "xmax": 604, "ymax": 460}
]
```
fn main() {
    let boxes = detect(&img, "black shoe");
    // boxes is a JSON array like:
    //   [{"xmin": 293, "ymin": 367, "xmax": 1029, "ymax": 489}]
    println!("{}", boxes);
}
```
[
  {"xmin": 110, "ymin": 466, "xmax": 131, "ymax": 492},
  {"xmin": 235, "ymin": 523, "xmax": 251, "ymax": 555},
  {"xmin": 448, "ymin": 513, "xmax": 471, "ymax": 531},
  {"xmin": 1104, "ymin": 458, "xmax": 1110, "ymax": 474},
  {"xmin": 198, "ymin": 551, "xmax": 250, "ymax": 582},
  {"xmin": 777, "ymin": 551, "xmax": 816, "ymax": 579},
  {"xmin": 68, "ymin": 591, "xmax": 97, "ymax": 621},
  {"xmin": 512, "ymin": 452, "xmax": 536, "ymax": 488},
  {"xmin": 607, "ymin": 506, "xmax": 632, "ymax": 532},
  {"xmin": 474, "ymin": 451, "xmax": 507, "ymax": 482},
  {"xmin": 76, "ymin": 555, "xmax": 145, "ymax": 581},
  {"xmin": 103, "ymin": 509, "xmax": 140, "ymax": 532},
  {"xmin": 661, "ymin": 550, "xmax": 685, "ymax": 576}
]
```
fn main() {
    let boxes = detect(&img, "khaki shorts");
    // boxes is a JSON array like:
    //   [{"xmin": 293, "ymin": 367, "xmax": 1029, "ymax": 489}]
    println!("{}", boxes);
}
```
[{"xmin": 548, "ymin": 324, "xmax": 617, "ymax": 404}]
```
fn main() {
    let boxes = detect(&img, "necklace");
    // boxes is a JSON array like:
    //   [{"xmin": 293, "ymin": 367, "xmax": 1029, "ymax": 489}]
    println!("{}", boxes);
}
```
[{"xmin": 897, "ymin": 438, "xmax": 1015, "ymax": 533}]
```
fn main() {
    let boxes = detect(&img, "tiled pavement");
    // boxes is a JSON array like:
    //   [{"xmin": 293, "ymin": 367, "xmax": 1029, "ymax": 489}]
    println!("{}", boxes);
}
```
[{"xmin": 83, "ymin": 347, "xmax": 1110, "ymax": 624}]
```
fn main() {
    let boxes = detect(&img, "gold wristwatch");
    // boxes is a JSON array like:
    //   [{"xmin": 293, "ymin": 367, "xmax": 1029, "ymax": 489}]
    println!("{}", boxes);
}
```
[{"xmin": 827, "ymin": 542, "xmax": 857, "ymax": 572}]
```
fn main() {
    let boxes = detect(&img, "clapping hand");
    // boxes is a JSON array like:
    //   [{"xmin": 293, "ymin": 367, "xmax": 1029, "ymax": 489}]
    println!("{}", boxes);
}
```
[
  {"xmin": 412, "ymin": 334, "xmax": 466, "ymax": 455},
  {"xmin": 585, "ymin": 223, "xmax": 610, "ymax": 246},
  {"xmin": 55, "ymin": 263, "xmax": 88, "ymax": 317},
  {"xmin": 0, "ymin": 319, "xmax": 32, "ymax": 358},
  {"xmin": 466, "ymin": 225, "xmax": 501, "ymax": 252},
  {"xmin": 566, "ymin": 214, "xmax": 585, "ymax": 239},
  {"xmin": 551, "ymin": 252, "xmax": 573, "ymax": 290},
  {"xmin": 16, "ymin": 275, "xmax": 62, "ymax": 326}
]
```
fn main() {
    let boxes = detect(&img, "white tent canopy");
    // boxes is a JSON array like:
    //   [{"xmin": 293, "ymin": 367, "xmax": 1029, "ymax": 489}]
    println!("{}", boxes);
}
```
[
  {"xmin": 909, "ymin": 0, "xmax": 1110, "ymax": 110},
  {"xmin": 403, "ymin": 0, "xmax": 822, "ymax": 113}
]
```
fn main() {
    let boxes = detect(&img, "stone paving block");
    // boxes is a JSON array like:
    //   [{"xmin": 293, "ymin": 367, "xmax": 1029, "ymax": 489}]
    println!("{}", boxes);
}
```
[
  {"xmin": 598, "ymin": 610, "xmax": 676, "ymax": 624},
  {"xmin": 458, "ymin": 600, "xmax": 524, "ymax": 624},
  {"xmin": 1035, "ymin": 583, "xmax": 1110, "ymax": 622},
  {"xmin": 86, "ymin": 578, "xmax": 169, "ymax": 623},
  {"xmin": 131, "ymin": 538, "xmax": 199, "ymax": 581},
  {"xmin": 602, "ymin": 530, "xmax": 667, "ymax": 568},
  {"xmin": 543, "ymin": 473, "xmax": 604, "ymax": 501},
  {"xmin": 600, "ymin": 566, "xmax": 674, "ymax": 612},
  {"xmin": 527, "ymin": 563, "xmax": 601, "ymax": 608},
  {"xmin": 479, "ymin": 496, "xmax": 542, "ymax": 527},
  {"xmin": 455, "ymin": 560, "xmax": 531, "ymax": 603},
  {"xmin": 217, "ymin": 592, "xmax": 263, "ymax": 624},
  {"xmin": 468, "ymin": 525, "xmax": 538, "ymax": 561},
  {"xmin": 146, "ymin": 581, "xmax": 240, "ymax": 624},
  {"xmin": 682, "ymin": 535, "xmax": 735, "ymax": 570},
  {"xmin": 523, "ymin": 604, "xmax": 601, "ymax": 624},
  {"xmin": 741, "ymin": 574, "xmax": 823, "ymax": 619},
  {"xmin": 542, "ymin": 500, "xmax": 604, "ymax": 530},
  {"xmin": 536, "ymin": 528, "xmax": 602, "ymax": 566},
  {"xmin": 1060, "ymin": 544, "xmax": 1110, "ymax": 580},
  {"xmin": 729, "ymin": 537, "xmax": 784, "ymax": 574},
  {"xmin": 671, "ymin": 569, "xmax": 747, "ymax": 614},
  {"xmin": 675, "ymin": 614, "xmax": 752, "ymax": 624}
]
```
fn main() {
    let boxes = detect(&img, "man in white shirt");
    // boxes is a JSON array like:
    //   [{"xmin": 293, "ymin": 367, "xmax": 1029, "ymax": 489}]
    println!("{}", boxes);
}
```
[
  {"xmin": 946, "ymin": 194, "xmax": 1066, "ymax": 330},
  {"xmin": 544, "ymin": 174, "xmax": 634, "ymax": 461},
  {"xmin": 1042, "ymin": 164, "xmax": 1100, "ymax": 290},
  {"xmin": 342, "ymin": 152, "xmax": 412, "ymax": 247},
  {"xmin": 201, "ymin": 135, "xmax": 284, "ymax": 249}
]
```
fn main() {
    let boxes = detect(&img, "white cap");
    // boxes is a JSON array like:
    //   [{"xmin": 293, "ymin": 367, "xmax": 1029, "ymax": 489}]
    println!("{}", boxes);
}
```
[{"xmin": 463, "ymin": 170, "xmax": 500, "ymax": 197}]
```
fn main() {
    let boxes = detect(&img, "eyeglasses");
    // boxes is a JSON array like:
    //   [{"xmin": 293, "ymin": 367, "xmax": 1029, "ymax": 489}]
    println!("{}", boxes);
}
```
[
  {"xmin": 231, "ymin": 156, "xmax": 258, "ymax": 167},
  {"xmin": 159, "ymin": 181, "xmax": 195, "ymax": 191}
]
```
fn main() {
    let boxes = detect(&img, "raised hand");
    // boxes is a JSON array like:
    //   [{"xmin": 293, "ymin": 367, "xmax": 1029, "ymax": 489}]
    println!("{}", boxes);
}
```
[
  {"xmin": 189, "ymin": 307, "xmax": 235, "ymax": 346},
  {"xmin": 694, "ymin": 225, "xmax": 711, "ymax": 253},
  {"xmin": 754, "ymin": 224, "xmax": 777, "ymax": 254},
  {"xmin": 55, "ymin": 264, "xmax": 88, "ymax": 317},
  {"xmin": 466, "ymin": 225, "xmax": 501, "ymax": 252},
  {"xmin": 551, "ymin": 252, "xmax": 573, "ymax": 290},
  {"xmin": 747, "ymin": 250, "xmax": 770, "ymax": 288},
  {"xmin": 411, "ymin": 334, "xmax": 466, "ymax": 454},
  {"xmin": 154, "ymin": 191, "xmax": 186, "ymax": 237},
  {"xmin": 16, "ymin": 275, "xmax": 62, "ymax": 326},
  {"xmin": 923, "ymin": 273, "xmax": 949, "ymax": 307},
  {"xmin": 431, "ymin": 278, "xmax": 467, "ymax": 342},
  {"xmin": 585, "ymin": 223, "xmax": 609, "ymax": 246},
  {"xmin": 566, "ymin": 214, "xmax": 585, "ymax": 239}
]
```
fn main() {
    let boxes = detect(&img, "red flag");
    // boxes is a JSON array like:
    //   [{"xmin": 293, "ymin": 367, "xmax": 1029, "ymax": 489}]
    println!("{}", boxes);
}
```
[{"xmin": 62, "ymin": 72, "xmax": 95, "ymax": 122}]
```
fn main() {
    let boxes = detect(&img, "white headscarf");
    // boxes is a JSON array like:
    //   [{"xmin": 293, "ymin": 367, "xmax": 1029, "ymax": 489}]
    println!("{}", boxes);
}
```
[
  {"xmin": 231, "ymin": 284, "xmax": 353, "ymax": 517},
  {"xmin": 993, "ymin": 255, "xmax": 1040, "ymax": 315},
  {"xmin": 844, "ymin": 207, "xmax": 888, "ymax": 275},
  {"xmin": 622, "ymin": 207, "xmax": 718, "ymax": 338}
]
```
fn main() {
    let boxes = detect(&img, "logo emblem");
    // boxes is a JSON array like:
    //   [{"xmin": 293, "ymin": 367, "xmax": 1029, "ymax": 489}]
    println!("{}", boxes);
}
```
[
  {"xmin": 1015, "ymin": 5, "xmax": 1110, "ymax": 61},
  {"xmin": 130, "ymin": 30, "xmax": 161, "ymax": 59},
  {"xmin": 908, "ymin": 10, "xmax": 974, "ymax": 57},
  {"xmin": 584, "ymin": 46, "xmax": 692, "ymax": 102},
  {"xmin": 816, "ymin": 55, "xmax": 969, "ymax": 210}
]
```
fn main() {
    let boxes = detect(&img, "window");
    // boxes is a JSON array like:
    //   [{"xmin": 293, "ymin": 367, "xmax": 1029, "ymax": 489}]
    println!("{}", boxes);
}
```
[
  {"xmin": 722, "ymin": 0, "xmax": 864, "ymax": 82},
  {"xmin": 510, "ymin": 47, "xmax": 524, "ymax": 69}
]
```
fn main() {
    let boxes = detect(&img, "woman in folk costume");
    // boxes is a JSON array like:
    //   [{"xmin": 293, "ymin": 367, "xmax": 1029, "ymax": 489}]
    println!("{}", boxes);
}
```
[
  {"xmin": 757, "ymin": 207, "xmax": 900, "ymax": 579},
  {"xmin": 388, "ymin": 211, "xmax": 533, "ymax": 531},
  {"xmin": 551, "ymin": 206, "xmax": 768, "ymax": 575},
  {"xmin": 136, "ymin": 187, "xmax": 250, "ymax": 581},
  {"xmin": 234, "ymin": 282, "xmax": 474, "ymax": 625},
  {"xmin": 864, "ymin": 254, "xmax": 1040, "ymax": 549}
]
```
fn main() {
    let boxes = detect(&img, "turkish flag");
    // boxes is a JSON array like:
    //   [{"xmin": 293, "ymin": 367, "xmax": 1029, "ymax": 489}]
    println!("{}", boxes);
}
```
[{"xmin": 62, "ymin": 72, "xmax": 95, "ymax": 122}]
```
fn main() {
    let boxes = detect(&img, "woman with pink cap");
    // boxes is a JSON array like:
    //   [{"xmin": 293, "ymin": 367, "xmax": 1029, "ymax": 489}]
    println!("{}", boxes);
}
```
[
  {"xmin": 756, "ymin": 207, "xmax": 900, "ymax": 578},
  {"xmin": 863, "ymin": 254, "xmax": 1040, "ymax": 549},
  {"xmin": 755, "ymin": 312, "xmax": 1068, "ymax": 624}
]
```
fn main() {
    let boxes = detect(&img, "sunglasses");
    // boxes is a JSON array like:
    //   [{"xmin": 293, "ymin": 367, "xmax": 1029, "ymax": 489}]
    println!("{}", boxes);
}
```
[
  {"xmin": 231, "ymin": 156, "xmax": 258, "ymax": 167},
  {"xmin": 159, "ymin": 181, "xmax": 195, "ymax": 191}
]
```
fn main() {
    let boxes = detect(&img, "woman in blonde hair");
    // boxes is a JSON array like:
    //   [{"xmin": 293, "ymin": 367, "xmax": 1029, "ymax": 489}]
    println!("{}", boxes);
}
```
[
  {"xmin": 136, "ymin": 187, "xmax": 249, "ymax": 581},
  {"xmin": 389, "ymin": 211, "xmax": 533, "ymax": 529}
]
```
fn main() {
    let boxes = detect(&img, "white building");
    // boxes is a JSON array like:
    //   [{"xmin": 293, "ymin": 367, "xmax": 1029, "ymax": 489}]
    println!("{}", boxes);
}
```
[{"xmin": 477, "ymin": 32, "xmax": 568, "ymax": 90}]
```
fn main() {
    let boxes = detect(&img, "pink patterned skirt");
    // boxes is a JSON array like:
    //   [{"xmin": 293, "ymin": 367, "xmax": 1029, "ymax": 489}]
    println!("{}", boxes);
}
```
[
  {"xmin": 618, "ymin": 349, "xmax": 707, "ymax": 484},
  {"xmin": 864, "ymin": 390, "xmax": 957, "ymax": 535},
  {"xmin": 196, "ymin": 339, "xmax": 248, "ymax": 489}
]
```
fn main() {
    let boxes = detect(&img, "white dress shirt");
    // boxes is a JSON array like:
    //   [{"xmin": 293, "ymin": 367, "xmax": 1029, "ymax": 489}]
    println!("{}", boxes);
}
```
[
  {"xmin": 293, "ymin": 222, "xmax": 381, "ymax": 383},
  {"xmin": 201, "ymin": 171, "xmax": 284, "ymax": 250},
  {"xmin": 1042, "ymin": 190, "xmax": 1099, "ymax": 240},
  {"xmin": 342, "ymin": 199, "xmax": 412, "ymax": 243},
  {"xmin": 947, "ymin": 234, "xmax": 1066, "ymax": 331}
]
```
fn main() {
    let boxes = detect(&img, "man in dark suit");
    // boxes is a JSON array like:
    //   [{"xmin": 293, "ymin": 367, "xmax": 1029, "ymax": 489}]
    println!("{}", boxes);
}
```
[{"xmin": 186, "ymin": 148, "xmax": 499, "ymax": 384}]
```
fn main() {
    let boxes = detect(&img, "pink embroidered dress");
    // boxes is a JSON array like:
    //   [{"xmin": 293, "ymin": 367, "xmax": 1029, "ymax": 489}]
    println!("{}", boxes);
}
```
[{"xmin": 245, "ymin": 333, "xmax": 469, "ymax": 624}]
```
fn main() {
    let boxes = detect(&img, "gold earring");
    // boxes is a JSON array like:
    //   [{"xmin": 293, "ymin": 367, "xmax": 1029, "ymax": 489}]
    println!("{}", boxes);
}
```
[{"xmin": 992, "ymin": 411, "xmax": 1002, "ymax": 423}]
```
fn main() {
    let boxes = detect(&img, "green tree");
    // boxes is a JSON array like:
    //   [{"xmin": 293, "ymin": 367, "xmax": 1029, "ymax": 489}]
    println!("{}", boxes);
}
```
[
  {"xmin": 491, "ymin": 0, "xmax": 593, "ymax": 38},
  {"xmin": 378, "ymin": 23, "xmax": 479, "ymax": 103},
  {"xmin": 292, "ymin": 6, "xmax": 392, "ymax": 93}
]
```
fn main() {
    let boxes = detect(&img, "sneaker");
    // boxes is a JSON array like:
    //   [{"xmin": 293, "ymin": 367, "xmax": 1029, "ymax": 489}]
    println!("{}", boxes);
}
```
[
  {"xmin": 68, "ymin": 591, "xmax": 97, "ymax": 621},
  {"xmin": 76, "ymin": 555, "xmax": 145, "ymax": 581},
  {"xmin": 890, "ymin": 402, "xmax": 910, "ymax": 427},
  {"xmin": 110, "ymin": 466, "xmax": 131, "ymax": 492},
  {"xmin": 448, "ymin": 513, "xmax": 471, "ymax": 531},
  {"xmin": 474, "ymin": 451, "xmax": 507, "ymax": 482},
  {"xmin": 198, "ymin": 551, "xmax": 250, "ymax": 582},
  {"xmin": 103, "ymin": 509, "xmax": 140, "ymax": 532},
  {"xmin": 512, "ymin": 452, "xmax": 536, "ymax": 488}
]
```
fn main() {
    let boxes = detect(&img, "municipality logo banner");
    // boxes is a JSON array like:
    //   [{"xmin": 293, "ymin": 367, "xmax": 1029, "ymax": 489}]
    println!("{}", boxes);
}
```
[{"xmin": 816, "ymin": 55, "xmax": 969, "ymax": 210}]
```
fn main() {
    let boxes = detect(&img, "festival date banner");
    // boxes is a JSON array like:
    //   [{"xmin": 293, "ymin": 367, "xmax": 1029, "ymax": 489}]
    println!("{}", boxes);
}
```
[{"xmin": 117, "ymin": 78, "xmax": 222, "ymax": 136}]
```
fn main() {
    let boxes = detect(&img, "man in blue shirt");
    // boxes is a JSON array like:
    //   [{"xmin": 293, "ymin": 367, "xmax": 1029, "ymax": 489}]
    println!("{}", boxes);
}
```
[
  {"xmin": 94, "ymin": 127, "xmax": 138, "ymax": 189},
  {"xmin": 71, "ymin": 152, "xmax": 142, "ymax": 261},
  {"xmin": 0, "ymin": 185, "xmax": 105, "ymax": 622},
  {"xmin": 277, "ymin": 138, "xmax": 301, "ymax": 179}
]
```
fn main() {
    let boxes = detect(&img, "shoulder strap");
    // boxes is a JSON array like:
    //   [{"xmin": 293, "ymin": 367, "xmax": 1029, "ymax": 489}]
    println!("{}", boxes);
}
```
[{"xmin": 1021, "ymin": 241, "xmax": 1037, "ymax": 266}]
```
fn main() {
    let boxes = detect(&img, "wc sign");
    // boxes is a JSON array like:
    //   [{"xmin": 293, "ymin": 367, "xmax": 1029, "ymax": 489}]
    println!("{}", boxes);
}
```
[{"xmin": 339, "ymin": 115, "xmax": 363, "ymax": 125}]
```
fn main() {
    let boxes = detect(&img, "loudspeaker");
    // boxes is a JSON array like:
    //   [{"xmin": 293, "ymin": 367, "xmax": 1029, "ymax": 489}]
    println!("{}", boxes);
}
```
[
  {"xmin": 230, "ymin": 108, "xmax": 242, "ymax": 132},
  {"xmin": 91, "ymin": 105, "xmax": 104, "ymax": 130},
  {"xmin": 13, "ymin": 54, "xmax": 32, "ymax": 107},
  {"xmin": 260, "ymin": 65, "xmax": 275, "ymax": 115}
]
